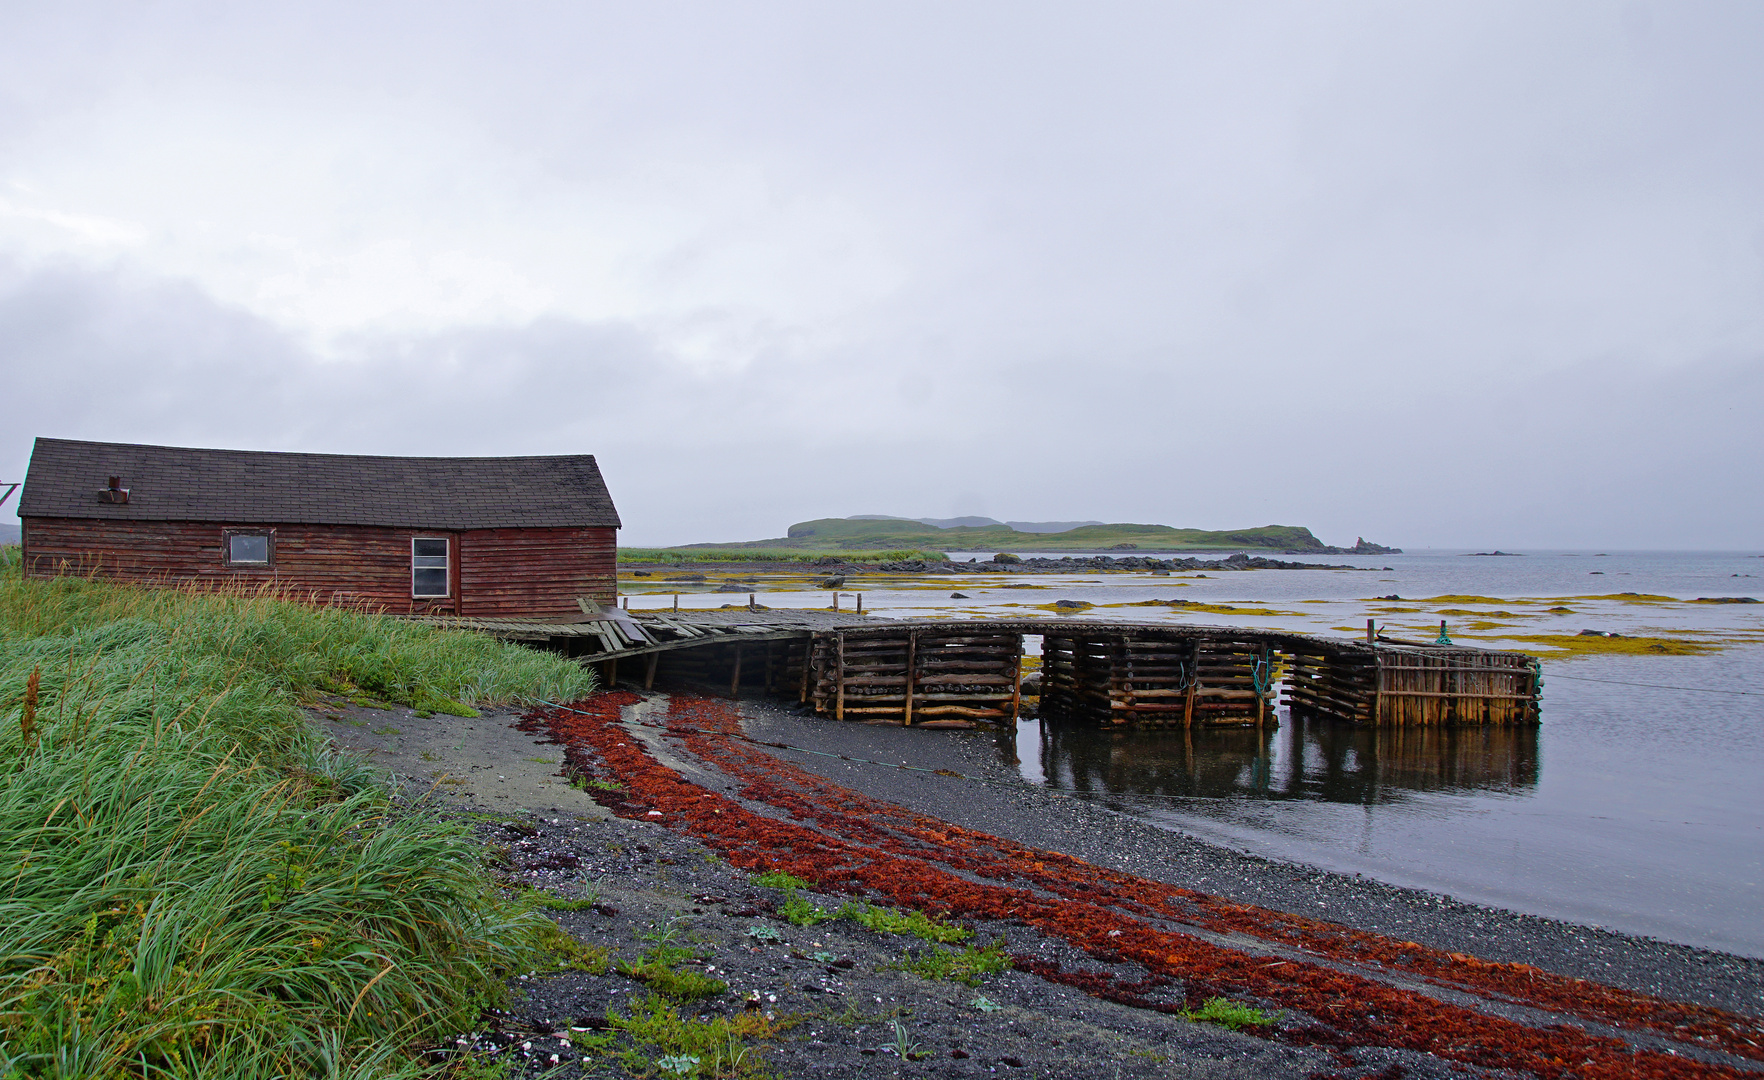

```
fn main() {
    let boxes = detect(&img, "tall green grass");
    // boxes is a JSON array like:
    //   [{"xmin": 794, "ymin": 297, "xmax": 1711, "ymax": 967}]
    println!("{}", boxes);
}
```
[{"xmin": 0, "ymin": 547, "xmax": 598, "ymax": 1077}]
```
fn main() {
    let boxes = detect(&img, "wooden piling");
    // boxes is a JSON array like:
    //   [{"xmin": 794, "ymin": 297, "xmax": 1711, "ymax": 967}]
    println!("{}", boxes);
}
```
[{"xmin": 903, "ymin": 631, "xmax": 917, "ymax": 726}]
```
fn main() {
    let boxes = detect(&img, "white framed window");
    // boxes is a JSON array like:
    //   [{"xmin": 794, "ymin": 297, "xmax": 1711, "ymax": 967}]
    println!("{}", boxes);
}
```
[
  {"xmin": 224, "ymin": 529, "xmax": 274, "ymax": 566},
  {"xmin": 412, "ymin": 537, "xmax": 450, "ymax": 597}
]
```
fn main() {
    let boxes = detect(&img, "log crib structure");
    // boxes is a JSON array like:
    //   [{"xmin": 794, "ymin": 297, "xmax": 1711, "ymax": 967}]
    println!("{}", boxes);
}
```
[{"xmin": 432, "ymin": 610, "xmax": 1541, "ymax": 729}]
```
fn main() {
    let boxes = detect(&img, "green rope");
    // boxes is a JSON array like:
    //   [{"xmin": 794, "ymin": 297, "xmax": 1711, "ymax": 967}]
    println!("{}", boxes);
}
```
[{"xmin": 1251, "ymin": 653, "xmax": 1273, "ymax": 696}]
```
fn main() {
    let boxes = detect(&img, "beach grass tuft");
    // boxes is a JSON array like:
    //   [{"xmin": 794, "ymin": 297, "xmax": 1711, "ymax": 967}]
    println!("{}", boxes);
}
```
[{"xmin": 0, "ymin": 552, "xmax": 599, "ymax": 1076}]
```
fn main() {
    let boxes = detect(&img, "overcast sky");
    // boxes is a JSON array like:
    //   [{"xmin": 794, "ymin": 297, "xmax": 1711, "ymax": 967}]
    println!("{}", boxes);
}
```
[{"xmin": 2, "ymin": 2, "xmax": 1760, "ymax": 549}]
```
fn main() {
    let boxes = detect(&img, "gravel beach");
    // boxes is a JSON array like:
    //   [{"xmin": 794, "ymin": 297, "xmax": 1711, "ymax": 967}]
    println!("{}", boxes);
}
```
[{"xmin": 312, "ymin": 691, "xmax": 1764, "ymax": 1079}]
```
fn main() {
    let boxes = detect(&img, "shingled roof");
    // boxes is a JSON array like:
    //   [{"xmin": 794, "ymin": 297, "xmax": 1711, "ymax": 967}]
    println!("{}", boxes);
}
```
[{"xmin": 20, "ymin": 438, "xmax": 621, "ymax": 530}]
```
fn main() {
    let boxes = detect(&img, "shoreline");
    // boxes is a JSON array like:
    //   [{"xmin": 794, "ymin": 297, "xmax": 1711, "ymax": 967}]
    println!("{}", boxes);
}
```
[
  {"xmin": 731, "ymin": 698, "xmax": 1762, "ymax": 1015},
  {"xmin": 315, "ymin": 691, "xmax": 1763, "ymax": 1077}
]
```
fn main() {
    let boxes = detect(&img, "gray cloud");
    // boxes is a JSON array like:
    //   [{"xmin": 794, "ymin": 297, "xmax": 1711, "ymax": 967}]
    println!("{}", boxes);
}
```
[{"xmin": 2, "ymin": 3, "xmax": 1760, "ymax": 548}]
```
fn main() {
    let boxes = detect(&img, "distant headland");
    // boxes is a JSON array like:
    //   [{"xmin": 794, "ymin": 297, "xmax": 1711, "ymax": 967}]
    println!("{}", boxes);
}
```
[{"xmin": 666, "ymin": 515, "xmax": 1401, "ymax": 555}]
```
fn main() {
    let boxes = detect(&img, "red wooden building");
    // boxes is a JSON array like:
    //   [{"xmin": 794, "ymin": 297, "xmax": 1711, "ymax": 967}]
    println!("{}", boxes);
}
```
[{"xmin": 17, "ymin": 438, "xmax": 620, "ymax": 619}]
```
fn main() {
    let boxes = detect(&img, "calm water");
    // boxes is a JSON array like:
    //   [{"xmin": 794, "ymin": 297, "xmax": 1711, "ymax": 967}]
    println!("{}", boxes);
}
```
[{"xmin": 624, "ymin": 549, "xmax": 1764, "ymax": 956}]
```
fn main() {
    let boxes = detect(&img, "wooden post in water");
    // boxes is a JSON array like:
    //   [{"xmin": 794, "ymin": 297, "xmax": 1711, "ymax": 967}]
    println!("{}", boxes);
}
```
[
  {"xmin": 673, "ymin": 594, "xmax": 679, "ymax": 612},
  {"xmin": 1366, "ymin": 619, "xmax": 1375, "ymax": 644},
  {"xmin": 857, "ymin": 593, "xmax": 863, "ymax": 613},
  {"xmin": 748, "ymin": 593, "xmax": 756, "ymax": 611},
  {"xmin": 832, "ymin": 593, "xmax": 839, "ymax": 612}
]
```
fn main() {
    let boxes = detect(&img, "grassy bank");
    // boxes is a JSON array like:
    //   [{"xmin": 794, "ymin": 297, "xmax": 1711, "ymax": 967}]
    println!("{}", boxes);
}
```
[
  {"xmin": 0, "ymin": 546, "xmax": 597, "ymax": 1078},
  {"xmin": 618, "ymin": 547, "xmax": 947, "ymax": 565}
]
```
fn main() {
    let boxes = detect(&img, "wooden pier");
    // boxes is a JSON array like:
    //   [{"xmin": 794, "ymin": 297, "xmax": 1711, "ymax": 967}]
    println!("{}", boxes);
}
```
[{"xmin": 419, "ymin": 609, "xmax": 1540, "ymax": 728}]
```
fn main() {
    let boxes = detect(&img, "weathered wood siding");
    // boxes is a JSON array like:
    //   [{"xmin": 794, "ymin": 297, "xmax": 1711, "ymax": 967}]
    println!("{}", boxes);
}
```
[
  {"xmin": 457, "ymin": 526, "xmax": 617, "ymax": 618},
  {"xmin": 21, "ymin": 517, "xmax": 616, "ymax": 617}
]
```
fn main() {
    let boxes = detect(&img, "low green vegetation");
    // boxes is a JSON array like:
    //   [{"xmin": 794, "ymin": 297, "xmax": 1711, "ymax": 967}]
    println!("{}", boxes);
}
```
[
  {"xmin": 526, "ymin": 884, "xmax": 603, "ymax": 912},
  {"xmin": 535, "ymin": 923, "xmax": 612, "ymax": 975},
  {"xmin": 750, "ymin": 870, "xmax": 834, "ymax": 926},
  {"xmin": 615, "ymin": 921, "xmax": 727, "ymax": 1003},
  {"xmin": 750, "ymin": 871, "xmax": 814, "ymax": 890},
  {"xmin": 616, "ymin": 954, "xmax": 727, "ymax": 1002},
  {"xmin": 598, "ymin": 993, "xmax": 783, "ymax": 1079},
  {"xmin": 1183, "ymin": 997, "xmax": 1277, "ymax": 1030},
  {"xmin": 779, "ymin": 895, "xmax": 834, "ymax": 926},
  {"xmin": 898, "ymin": 941, "xmax": 1013, "ymax": 985},
  {"xmin": 0, "ymin": 549, "xmax": 600, "ymax": 1077},
  {"xmin": 838, "ymin": 902, "xmax": 973, "ymax": 944}
]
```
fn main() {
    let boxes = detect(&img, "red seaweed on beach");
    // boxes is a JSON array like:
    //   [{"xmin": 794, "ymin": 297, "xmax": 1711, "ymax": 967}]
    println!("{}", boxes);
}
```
[{"xmin": 527, "ymin": 692, "xmax": 1759, "ymax": 1080}]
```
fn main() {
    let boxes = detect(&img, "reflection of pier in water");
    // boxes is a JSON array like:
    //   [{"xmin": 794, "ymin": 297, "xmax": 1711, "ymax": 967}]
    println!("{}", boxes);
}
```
[{"xmin": 1030, "ymin": 717, "xmax": 1539, "ymax": 805}]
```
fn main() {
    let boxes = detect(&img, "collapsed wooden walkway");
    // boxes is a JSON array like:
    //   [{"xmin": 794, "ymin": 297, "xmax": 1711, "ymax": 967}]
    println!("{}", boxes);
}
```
[{"xmin": 420, "ymin": 609, "xmax": 1541, "ymax": 728}]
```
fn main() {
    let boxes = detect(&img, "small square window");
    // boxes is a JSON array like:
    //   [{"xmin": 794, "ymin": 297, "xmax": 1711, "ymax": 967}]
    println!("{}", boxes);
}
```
[
  {"xmin": 225, "ymin": 531, "xmax": 273, "ymax": 566},
  {"xmin": 412, "ymin": 537, "xmax": 449, "ymax": 598}
]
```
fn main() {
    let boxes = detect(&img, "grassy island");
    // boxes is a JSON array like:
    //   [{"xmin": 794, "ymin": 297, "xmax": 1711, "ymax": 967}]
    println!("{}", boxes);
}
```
[{"xmin": 662, "ymin": 517, "xmax": 1335, "ymax": 556}]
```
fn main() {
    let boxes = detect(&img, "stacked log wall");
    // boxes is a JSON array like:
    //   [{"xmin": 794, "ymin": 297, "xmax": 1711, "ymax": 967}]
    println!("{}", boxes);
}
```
[
  {"xmin": 1373, "ymin": 648, "xmax": 1539, "ymax": 725},
  {"xmin": 807, "ymin": 629, "xmax": 1022, "ymax": 723},
  {"xmin": 1282, "ymin": 642, "xmax": 1539, "ymax": 726},
  {"xmin": 1041, "ymin": 630, "xmax": 1276, "ymax": 727},
  {"xmin": 1282, "ymin": 646, "xmax": 1378, "ymax": 723}
]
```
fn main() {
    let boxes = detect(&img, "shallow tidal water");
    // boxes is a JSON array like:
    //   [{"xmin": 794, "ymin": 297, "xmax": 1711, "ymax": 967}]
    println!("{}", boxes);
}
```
[{"xmin": 625, "ymin": 549, "xmax": 1764, "ymax": 957}]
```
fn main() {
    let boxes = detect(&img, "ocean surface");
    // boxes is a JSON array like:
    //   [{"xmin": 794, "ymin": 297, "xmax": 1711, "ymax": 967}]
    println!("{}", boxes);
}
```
[{"xmin": 626, "ymin": 549, "xmax": 1764, "ymax": 957}]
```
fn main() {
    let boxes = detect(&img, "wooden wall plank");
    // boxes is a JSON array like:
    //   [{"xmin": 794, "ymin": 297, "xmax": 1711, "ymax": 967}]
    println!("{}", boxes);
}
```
[{"xmin": 21, "ymin": 516, "xmax": 617, "ymax": 619}]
